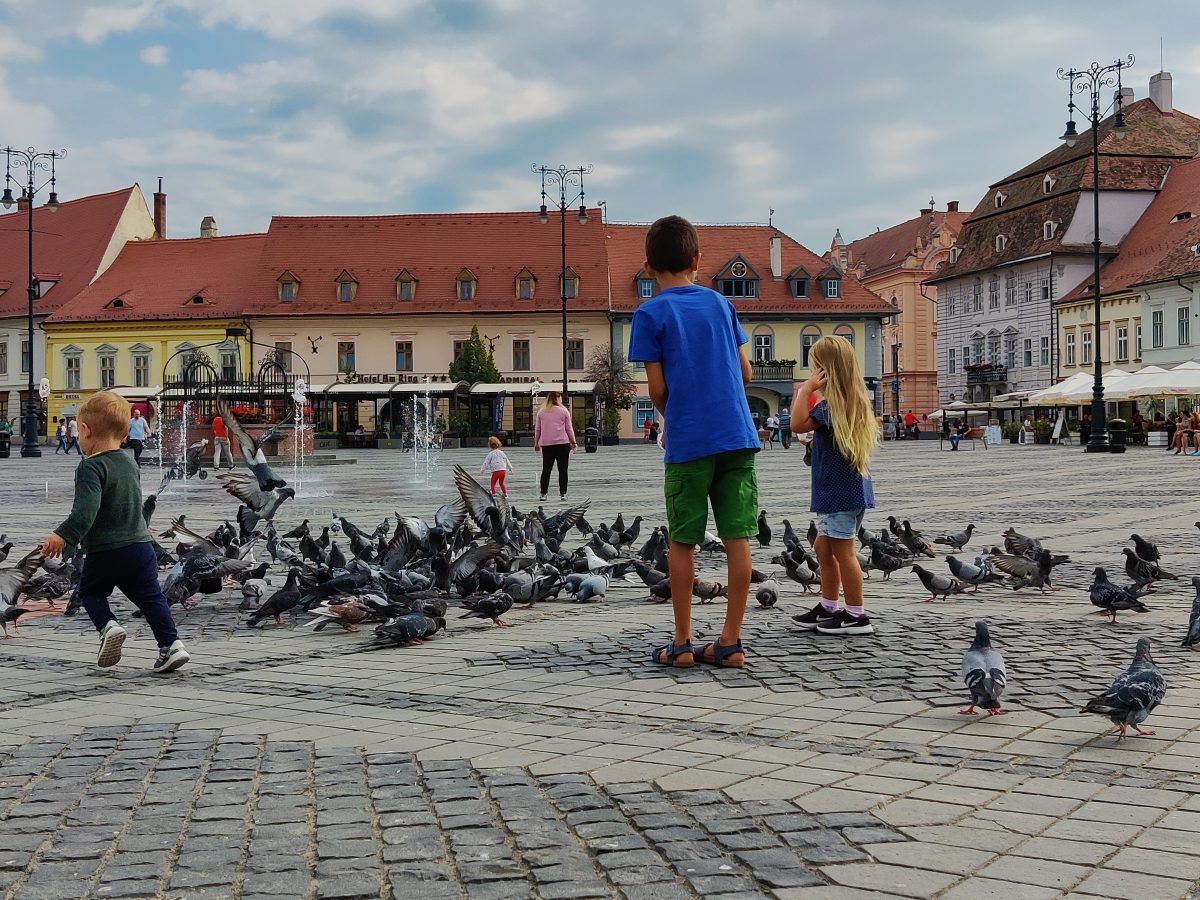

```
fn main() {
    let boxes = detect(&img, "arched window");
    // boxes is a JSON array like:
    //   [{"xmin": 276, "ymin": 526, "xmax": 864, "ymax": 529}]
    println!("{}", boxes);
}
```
[
  {"xmin": 834, "ymin": 324, "xmax": 855, "ymax": 347},
  {"xmin": 801, "ymin": 325, "xmax": 822, "ymax": 368},
  {"xmin": 752, "ymin": 326, "xmax": 774, "ymax": 362}
]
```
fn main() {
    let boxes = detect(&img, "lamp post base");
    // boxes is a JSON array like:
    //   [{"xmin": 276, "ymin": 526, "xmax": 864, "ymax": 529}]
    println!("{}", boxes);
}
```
[
  {"xmin": 1083, "ymin": 440, "xmax": 1110, "ymax": 453},
  {"xmin": 20, "ymin": 445, "xmax": 42, "ymax": 458}
]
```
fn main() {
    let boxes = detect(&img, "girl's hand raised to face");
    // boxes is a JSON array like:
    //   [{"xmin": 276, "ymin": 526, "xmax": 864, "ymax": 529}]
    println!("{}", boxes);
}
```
[{"xmin": 804, "ymin": 366, "xmax": 828, "ymax": 394}]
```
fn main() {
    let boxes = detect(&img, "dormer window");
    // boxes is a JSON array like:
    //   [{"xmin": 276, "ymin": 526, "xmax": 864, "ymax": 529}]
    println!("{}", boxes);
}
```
[
  {"xmin": 35, "ymin": 279, "xmax": 57, "ymax": 298},
  {"xmin": 716, "ymin": 257, "xmax": 759, "ymax": 299},
  {"xmin": 994, "ymin": 234, "xmax": 1008, "ymax": 252},
  {"xmin": 187, "ymin": 295, "xmax": 207, "ymax": 306},
  {"xmin": 395, "ymin": 269, "xmax": 416, "ymax": 302},
  {"xmin": 1172, "ymin": 211, "xmax": 1194, "ymax": 223},
  {"xmin": 949, "ymin": 246, "xmax": 962, "ymax": 263},
  {"xmin": 994, "ymin": 191, "xmax": 1008, "ymax": 209},
  {"xmin": 560, "ymin": 267, "xmax": 579, "ymax": 299},
  {"xmin": 457, "ymin": 268, "xmax": 476, "ymax": 301},
  {"xmin": 1043, "ymin": 174, "xmax": 1057, "ymax": 194},
  {"xmin": 824, "ymin": 277, "xmax": 840, "ymax": 299},
  {"xmin": 335, "ymin": 270, "xmax": 357, "ymax": 303},
  {"xmin": 106, "ymin": 297, "xmax": 127, "ymax": 309},
  {"xmin": 277, "ymin": 272, "xmax": 299, "ymax": 303},
  {"xmin": 515, "ymin": 268, "xmax": 536, "ymax": 300},
  {"xmin": 793, "ymin": 278, "xmax": 809, "ymax": 299},
  {"xmin": 637, "ymin": 276, "xmax": 655, "ymax": 299},
  {"xmin": 1043, "ymin": 220, "xmax": 1059, "ymax": 240}
]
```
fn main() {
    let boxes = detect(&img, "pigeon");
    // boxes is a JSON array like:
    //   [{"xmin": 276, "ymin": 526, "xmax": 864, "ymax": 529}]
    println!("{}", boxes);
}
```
[
  {"xmin": 219, "ymin": 471, "xmax": 295, "ymax": 521},
  {"xmin": 1081, "ymin": 637, "xmax": 1166, "ymax": 741},
  {"xmin": 570, "ymin": 573, "xmax": 610, "ymax": 603},
  {"xmin": 0, "ymin": 549, "xmax": 43, "ymax": 636},
  {"xmin": 239, "ymin": 577, "xmax": 270, "ymax": 612},
  {"xmin": 900, "ymin": 521, "xmax": 936, "ymax": 558},
  {"xmin": 1089, "ymin": 567, "xmax": 1150, "ymax": 624},
  {"xmin": 988, "ymin": 548, "xmax": 1059, "ymax": 592},
  {"xmin": 282, "ymin": 519, "xmax": 310, "ymax": 540},
  {"xmin": 247, "ymin": 569, "xmax": 303, "ymax": 626},
  {"xmin": 141, "ymin": 495, "xmax": 157, "ymax": 529},
  {"xmin": 693, "ymin": 579, "xmax": 727, "ymax": 604},
  {"xmin": 934, "ymin": 524, "xmax": 975, "ymax": 552},
  {"xmin": 460, "ymin": 592, "xmax": 514, "ymax": 627},
  {"xmin": 1121, "ymin": 548, "xmax": 1176, "ymax": 586},
  {"xmin": 1002, "ymin": 527, "xmax": 1042, "ymax": 560},
  {"xmin": 755, "ymin": 579, "xmax": 780, "ymax": 608},
  {"xmin": 367, "ymin": 611, "xmax": 441, "ymax": 648},
  {"xmin": 868, "ymin": 545, "xmax": 909, "ymax": 581},
  {"xmin": 756, "ymin": 511, "xmax": 771, "ymax": 548},
  {"xmin": 217, "ymin": 398, "xmax": 287, "ymax": 490},
  {"xmin": 1130, "ymin": 533, "xmax": 1160, "ymax": 563},
  {"xmin": 781, "ymin": 553, "xmax": 820, "ymax": 593},
  {"xmin": 912, "ymin": 563, "xmax": 966, "ymax": 602},
  {"xmin": 960, "ymin": 621, "xmax": 1007, "ymax": 716},
  {"xmin": 779, "ymin": 519, "xmax": 800, "ymax": 552},
  {"xmin": 1183, "ymin": 576, "xmax": 1200, "ymax": 648},
  {"xmin": 805, "ymin": 519, "xmax": 819, "ymax": 549},
  {"xmin": 946, "ymin": 555, "xmax": 1003, "ymax": 592}
]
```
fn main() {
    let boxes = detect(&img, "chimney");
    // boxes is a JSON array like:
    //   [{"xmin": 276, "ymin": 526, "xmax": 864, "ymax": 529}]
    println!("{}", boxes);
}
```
[
  {"xmin": 1115, "ymin": 86, "xmax": 1135, "ymax": 107},
  {"xmin": 770, "ymin": 235, "xmax": 782, "ymax": 279},
  {"xmin": 153, "ymin": 177, "xmax": 166, "ymax": 239},
  {"xmin": 15, "ymin": 190, "xmax": 28, "ymax": 212},
  {"xmin": 947, "ymin": 200, "xmax": 960, "ymax": 213},
  {"xmin": 920, "ymin": 205, "xmax": 933, "ymax": 216},
  {"xmin": 1150, "ymin": 71, "xmax": 1173, "ymax": 113},
  {"xmin": 199, "ymin": 215, "xmax": 217, "ymax": 239}
]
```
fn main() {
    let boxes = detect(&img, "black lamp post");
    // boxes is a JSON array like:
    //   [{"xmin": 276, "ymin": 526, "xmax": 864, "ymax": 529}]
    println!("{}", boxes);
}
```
[
  {"xmin": 2, "ymin": 146, "xmax": 64, "ymax": 458},
  {"xmin": 1057, "ymin": 55, "xmax": 1133, "ymax": 453},
  {"xmin": 533, "ymin": 163, "xmax": 593, "ymax": 399}
]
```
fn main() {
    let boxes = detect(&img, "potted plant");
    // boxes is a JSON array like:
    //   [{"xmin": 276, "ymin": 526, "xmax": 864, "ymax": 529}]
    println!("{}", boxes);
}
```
[
  {"xmin": 601, "ymin": 407, "xmax": 622, "ymax": 445},
  {"xmin": 1033, "ymin": 419, "xmax": 1053, "ymax": 444},
  {"xmin": 1003, "ymin": 421, "xmax": 1021, "ymax": 444}
]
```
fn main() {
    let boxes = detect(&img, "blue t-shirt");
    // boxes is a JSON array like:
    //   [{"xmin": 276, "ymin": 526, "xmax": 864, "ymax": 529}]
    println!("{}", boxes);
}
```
[
  {"xmin": 628, "ymin": 284, "xmax": 759, "ymax": 464},
  {"xmin": 128, "ymin": 417, "xmax": 148, "ymax": 440},
  {"xmin": 810, "ymin": 400, "xmax": 875, "ymax": 514}
]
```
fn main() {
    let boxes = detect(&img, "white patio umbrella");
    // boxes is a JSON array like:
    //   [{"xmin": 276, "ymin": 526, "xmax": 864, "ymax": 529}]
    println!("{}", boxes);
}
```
[
  {"xmin": 1105, "ymin": 365, "xmax": 1170, "ymax": 400},
  {"xmin": 1161, "ymin": 360, "xmax": 1200, "ymax": 395},
  {"xmin": 1027, "ymin": 372, "xmax": 1090, "ymax": 405},
  {"xmin": 927, "ymin": 406, "xmax": 991, "ymax": 421},
  {"xmin": 1054, "ymin": 367, "xmax": 1133, "ymax": 403}
]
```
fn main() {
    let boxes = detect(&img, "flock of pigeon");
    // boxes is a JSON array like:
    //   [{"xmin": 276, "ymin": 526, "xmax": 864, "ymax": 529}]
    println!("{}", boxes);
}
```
[{"xmin": 0, "ymin": 399, "xmax": 1193, "ymax": 742}]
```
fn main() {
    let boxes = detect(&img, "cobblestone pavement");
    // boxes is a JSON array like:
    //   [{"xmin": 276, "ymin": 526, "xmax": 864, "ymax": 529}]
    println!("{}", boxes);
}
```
[{"xmin": 3, "ymin": 441, "xmax": 1200, "ymax": 898}]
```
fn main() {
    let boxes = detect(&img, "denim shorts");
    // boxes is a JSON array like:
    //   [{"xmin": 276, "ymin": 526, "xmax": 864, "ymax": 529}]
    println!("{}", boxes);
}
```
[{"xmin": 815, "ymin": 508, "xmax": 866, "ymax": 541}]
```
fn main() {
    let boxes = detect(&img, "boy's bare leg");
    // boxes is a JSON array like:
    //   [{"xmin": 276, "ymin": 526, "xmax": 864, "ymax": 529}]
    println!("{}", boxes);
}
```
[
  {"xmin": 660, "ymin": 540, "xmax": 696, "ymax": 663},
  {"xmin": 717, "ymin": 536, "xmax": 750, "ymax": 664},
  {"xmin": 830, "ymin": 539, "xmax": 864, "ymax": 608},
  {"xmin": 815, "ymin": 536, "xmax": 842, "ymax": 605}
]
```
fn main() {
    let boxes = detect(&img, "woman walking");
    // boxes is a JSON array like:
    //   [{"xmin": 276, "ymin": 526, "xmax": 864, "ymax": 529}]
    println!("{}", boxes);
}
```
[{"xmin": 534, "ymin": 391, "xmax": 577, "ymax": 501}]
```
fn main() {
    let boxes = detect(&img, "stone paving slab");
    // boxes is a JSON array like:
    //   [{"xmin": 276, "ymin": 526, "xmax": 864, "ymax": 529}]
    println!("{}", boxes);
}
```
[{"xmin": 2, "ymin": 443, "xmax": 1200, "ymax": 897}]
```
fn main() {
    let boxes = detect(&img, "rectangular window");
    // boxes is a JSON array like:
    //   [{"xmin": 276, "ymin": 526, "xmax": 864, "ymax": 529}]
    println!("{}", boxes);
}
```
[
  {"xmin": 133, "ymin": 354, "xmax": 150, "ymax": 388},
  {"xmin": 1040, "ymin": 336, "xmax": 1050, "ymax": 365},
  {"xmin": 633, "ymin": 399, "xmax": 656, "ymax": 429},
  {"xmin": 280, "ymin": 281, "xmax": 296, "ymax": 302},
  {"xmin": 458, "ymin": 280, "xmax": 475, "ymax": 301},
  {"xmin": 1136, "ymin": 323, "xmax": 1143, "ymax": 357},
  {"xmin": 99, "ymin": 355, "xmax": 115, "ymax": 389},
  {"xmin": 1179, "ymin": 306, "xmax": 1191, "ymax": 346},
  {"xmin": 395, "ymin": 341, "xmax": 413, "ymax": 372},
  {"xmin": 398, "ymin": 280, "xmax": 414, "ymax": 302},
  {"xmin": 802, "ymin": 333, "xmax": 820, "ymax": 367},
  {"xmin": 972, "ymin": 282, "xmax": 982, "ymax": 312},
  {"xmin": 638, "ymin": 279, "xmax": 655, "ymax": 299},
  {"xmin": 452, "ymin": 340, "xmax": 466, "ymax": 361},
  {"xmin": 988, "ymin": 279, "xmax": 999, "ymax": 309},
  {"xmin": 1004, "ymin": 338, "xmax": 1016, "ymax": 369},
  {"xmin": 1023, "ymin": 338, "xmax": 1033, "ymax": 367},
  {"xmin": 563, "ymin": 277, "xmax": 578, "ymax": 299},
  {"xmin": 1005, "ymin": 277, "xmax": 1016, "ymax": 306},
  {"xmin": 512, "ymin": 340, "xmax": 530, "ymax": 372},
  {"xmin": 567, "ymin": 339, "xmax": 584, "ymax": 370},
  {"xmin": 1081, "ymin": 330, "xmax": 1092, "ymax": 365},
  {"xmin": 0, "ymin": 342, "xmax": 6, "ymax": 375},
  {"xmin": 518, "ymin": 278, "xmax": 533, "ymax": 300},
  {"xmin": 1152, "ymin": 310, "xmax": 1164, "ymax": 348},
  {"xmin": 962, "ymin": 345, "xmax": 970, "ymax": 367},
  {"xmin": 1041, "ymin": 280, "xmax": 1051, "ymax": 301},
  {"xmin": 948, "ymin": 348, "xmax": 956, "ymax": 374},
  {"xmin": 337, "ymin": 341, "xmax": 355, "ymax": 373},
  {"xmin": 721, "ymin": 279, "xmax": 758, "ymax": 298},
  {"xmin": 948, "ymin": 295, "xmax": 957, "ymax": 316},
  {"xmin": 338, "ymin": 281, "xmax": 354, "ymax": 302},
  {"xmin": 65, "ymin": 355, "xmax": 81, "ymax": 390},
  {"xmin": 274, "ymin": 341, "xmax": 292, "ymax": 372},
  {"xmin": 753, "ymin": 333, "xmax": 773, "ymax": 362},
  {"xmin": 824, "ymin": 279, "xmax": 839, "ymax": 299},
  {"xmin": 1024, "ymin": 281, "xmax": 1033, "ymax": 303},
  {"xmin": 21, "ymin": 339, "xmax": 30, "ymax": 374},
  {"xmin": 793, "ymin": 279, "xmax": 809, "ymax": 299},
  {"xmin": 987, "ymin": 337, "xmax": 1000, "ymax": 366},
  {"xmin": 219, "ymin": 351, "xmax": 237, "ymax": 382},
  {"xmin": 1066, "ymin": 333, "xmax": 1076, "ymax": 366},
  {"xmin": 1116, "ymin": 326, "xmax": 1129, "ymax": 361}
]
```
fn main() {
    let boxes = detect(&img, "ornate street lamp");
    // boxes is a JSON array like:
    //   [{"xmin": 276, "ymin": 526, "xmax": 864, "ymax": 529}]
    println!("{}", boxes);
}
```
[
  {"xmin": 1057, "ymin": 55, "xmax": 1134, "ymax": 453},
  {"xmin": 533, "ymin": 163, "xmax": 593, "ymax": 399},
  {"xmin": 3, "ymin": 146, "xmax": 65, "ymax": 458}
]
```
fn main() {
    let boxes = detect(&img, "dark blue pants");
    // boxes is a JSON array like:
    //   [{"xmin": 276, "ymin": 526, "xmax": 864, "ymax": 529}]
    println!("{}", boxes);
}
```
[{"xmin": 79, "ymin": 542, "xmax": 178, "ymax": 647}]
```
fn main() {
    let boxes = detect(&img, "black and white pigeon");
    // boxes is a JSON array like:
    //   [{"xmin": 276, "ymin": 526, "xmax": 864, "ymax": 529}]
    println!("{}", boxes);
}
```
[
  {"xmin": 1182, "ymin": 576, "xmax": 1200, "ymax": 648},
  {"xmin": 217, "ymin": 398, "xmax": 287, "ymax": 490},
  {"xmin": 1121, "ymin": 548, "xmax": 1177, "ymax": 586},
  {"xmin": 987, "ymin": 548, "xmax": 1059, "ymax": 592},
  {"xmin": 756, "ymin": 510, "xmax": 771, "ymax": 548},
  {"xmin": 946, "ymin": 555, "xmax": 1003, "ymax": 592},
  {"xmin": 934, "ymin": 524, "xmax": 975, "ymax": 552},
  {"xmin": 1081, "ymin": 637, "xmax": 1166, "ymax": 741},
  {"xmin": 1130, "ymin": 533, "xmax": 1160, "ymax": 563},
  {"xmin": 460, "ymin": 592, "xmax": 514, "ymax": 627},
  {"xmin": 1089, "ymin": 567, "xmax": 1150, "ymax": 624},
  {"xmin": 912, "ymin": 563, "xmax": 966, "ymax": 602},
  {"xmin": 960, "ymin": 621, "xmax": 1007, "ymax": 716}
]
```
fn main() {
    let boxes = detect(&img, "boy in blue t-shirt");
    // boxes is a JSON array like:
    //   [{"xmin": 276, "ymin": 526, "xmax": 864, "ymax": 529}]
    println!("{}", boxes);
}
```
[{"xmin": 629, "ymin": 215, "xmax": 761, "ymax": 669}]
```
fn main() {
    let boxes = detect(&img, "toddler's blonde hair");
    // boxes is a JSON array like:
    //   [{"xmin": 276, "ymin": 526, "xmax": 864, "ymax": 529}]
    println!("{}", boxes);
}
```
[
  {"xmin": 488, "ymin": 436, "xmax": 502, "ymax": 449},
  {"xmin": 78, "ymin": 391, "xmax": 131, "ymax": 441}
]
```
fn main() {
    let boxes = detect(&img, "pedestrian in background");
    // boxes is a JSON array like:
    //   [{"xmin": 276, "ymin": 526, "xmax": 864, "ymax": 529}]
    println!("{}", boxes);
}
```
[{"xmin": 534, "ymin": 391, "xmax": 576, "ymax": 501}]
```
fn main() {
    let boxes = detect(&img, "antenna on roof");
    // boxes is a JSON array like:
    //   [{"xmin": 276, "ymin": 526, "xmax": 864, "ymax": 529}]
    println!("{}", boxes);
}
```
[
  {"xmin": 768, "ymin": 208, "xmax": 774, "ymax": 227},
  {"xmin": 1161, "ymin": 36, "xmax": 1164, "ymax": 72}
]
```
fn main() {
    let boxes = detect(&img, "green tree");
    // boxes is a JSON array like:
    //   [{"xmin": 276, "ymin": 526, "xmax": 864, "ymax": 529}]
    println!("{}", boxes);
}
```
[
  {"xmin": 448, "ymin": 325, "xmax": 501, "ymax": 384},
  {"xmin": 585, "ymin": 343, "xmax": 636, "ymax": 414}
]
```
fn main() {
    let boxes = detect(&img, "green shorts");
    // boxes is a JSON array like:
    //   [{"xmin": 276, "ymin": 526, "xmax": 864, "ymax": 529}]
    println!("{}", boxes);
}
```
[{"xmin": 664, "ymin": 449, "xmax": 759, "ymax": 546}]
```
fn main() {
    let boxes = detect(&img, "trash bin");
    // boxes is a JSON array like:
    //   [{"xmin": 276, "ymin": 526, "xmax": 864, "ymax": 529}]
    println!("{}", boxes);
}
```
[
  {"xmin": 1107, "ymin": 418, "xmax": 1127, "ymax": 454},
  {"xmin": 0, "ymin": 432, "xmax": 9, "ymax": 458},
  {"xmin": 584, "ymin": 425, "xmax": 599, "ymax": 454}
]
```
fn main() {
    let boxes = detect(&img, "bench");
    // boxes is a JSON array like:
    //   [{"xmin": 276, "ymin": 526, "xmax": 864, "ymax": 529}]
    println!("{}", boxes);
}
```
[{"xmin": 940, "ymin": 426, "xmax": 988, "ymax": 451}]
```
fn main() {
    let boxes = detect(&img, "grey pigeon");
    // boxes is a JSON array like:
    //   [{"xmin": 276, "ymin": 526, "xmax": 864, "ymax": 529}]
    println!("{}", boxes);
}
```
[
  {"xmin": 935, "ymin": 524, "xmax": 975, "ymax": 552},
  {"xmin": 901, "ymin": 521, "xmax": 936, "ymax": 558},
  {"xmin": 1130, "ymin": 533, "xmax": 1160, "ymax": 563},
  {"xmin": 218, "ymin": 399, "xmax": 287, "ymax": 490},
  {"xmin": 570, "ymin": 573, "xmax": 610, "ymax": 603},
  {"xmin": 1183, "ymin": 576, "xmax": 1200, "ymax": 648},
  {"xmin": 1082, "ymin": 637, "xmax": 1166, "ymax": 741},
  {"xmin": 912, "ymin": 563, "xmax": 966, "ymax": 602},
  {"xmin": 946, "ymin": 555, "xmax": 1003, "ymax": 592},
  {"xmin": 960, "ymin": 621, "xmax": 1007, "ymax": 716},
  {"xmin": 755, "ymin": 579, "xmax": 780, "ymax": 607},
  {"xmin": 988, "ymin": 548, "xmax": 1059, "ymax": 592},
  {"xmin": 1003, "ymin": 527, "xmax": 1042, "ymax": 559},
  {"xmin": 460, "ymin": 592, "xmax": 514, "ymax": 627},
  {"xmin": 781, "ymin": 553, "xmax": 820, "ymax": 593},
  {"xmin": 1122, "ymin": 548, "xmax": 1176, "ymax": 586},
  {"xmin": 1089, "ymin": 567, "xmax": 1149, "ymax": 624}
]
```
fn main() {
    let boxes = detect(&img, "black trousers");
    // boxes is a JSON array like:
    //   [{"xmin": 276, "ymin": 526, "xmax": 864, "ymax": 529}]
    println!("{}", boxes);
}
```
[
  {"xmin": 539, "ymin": 443, "xmax": 571, "ymax": 497},
  {"xmin": 129, "ymin": 439, "xmax": 144, "ymax": 465}
]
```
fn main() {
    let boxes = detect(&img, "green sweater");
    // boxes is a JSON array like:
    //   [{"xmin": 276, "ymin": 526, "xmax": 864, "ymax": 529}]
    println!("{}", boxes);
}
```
[{"xmin": 56, "ymin": 450, "xmax": 150, "ymax": 552}]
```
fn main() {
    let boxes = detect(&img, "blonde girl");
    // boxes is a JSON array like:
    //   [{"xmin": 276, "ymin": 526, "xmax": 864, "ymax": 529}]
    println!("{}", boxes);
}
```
[{"xmin": 788, "ymin": 335, "xmax": 879, "ymax": 635}]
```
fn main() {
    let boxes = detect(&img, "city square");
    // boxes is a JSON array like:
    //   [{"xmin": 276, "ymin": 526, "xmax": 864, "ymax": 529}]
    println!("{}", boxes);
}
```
[{"xmin": 2, "ymin": 440, "xmax": 1200, "ymax": 899}]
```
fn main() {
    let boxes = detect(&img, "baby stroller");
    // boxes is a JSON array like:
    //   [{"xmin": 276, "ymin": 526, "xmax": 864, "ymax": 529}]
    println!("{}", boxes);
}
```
[{"xmin": 165, "ymin": 438, "xmax": 210, "ymax": 483}]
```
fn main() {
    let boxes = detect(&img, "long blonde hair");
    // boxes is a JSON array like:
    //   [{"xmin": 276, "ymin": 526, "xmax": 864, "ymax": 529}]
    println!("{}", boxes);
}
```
[
  {"xmin": 541, "ymin": 391, "xmax": 562, "ymax": 411},
  {"xmin": 810, "ymin": 335, "xmax": 877, "ymax": 475}
]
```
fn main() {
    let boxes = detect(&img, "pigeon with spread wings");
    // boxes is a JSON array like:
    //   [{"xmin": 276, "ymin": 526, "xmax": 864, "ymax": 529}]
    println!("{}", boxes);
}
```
[{"xmin": 217, "ymin": 398, "xmax": 287, "ymax": 490}]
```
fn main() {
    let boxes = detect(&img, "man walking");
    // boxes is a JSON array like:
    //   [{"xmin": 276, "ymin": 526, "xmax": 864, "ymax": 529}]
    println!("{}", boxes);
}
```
[
  {"xmin": 127, "ymin": 408, "xmax": 149, "ymax": 469},
  {"xmin": 66, "ymin": 417, "xmax": 83, "ymax": 455}
]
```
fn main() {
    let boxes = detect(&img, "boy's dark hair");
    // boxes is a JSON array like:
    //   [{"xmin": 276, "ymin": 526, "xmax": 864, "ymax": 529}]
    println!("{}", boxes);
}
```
[{"xmin": 645, "ymin": 215, "xmax": 700, "ymax": 275}]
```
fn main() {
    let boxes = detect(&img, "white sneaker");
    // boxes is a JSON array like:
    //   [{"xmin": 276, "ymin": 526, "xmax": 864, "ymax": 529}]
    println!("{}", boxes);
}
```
[
  {"xmin": 97, "ymin": 621, "xmax": 127, "ymax": 668},
  {"xmin": 153, "ymin": 640, "xmax": 190, "ymax": 674}
]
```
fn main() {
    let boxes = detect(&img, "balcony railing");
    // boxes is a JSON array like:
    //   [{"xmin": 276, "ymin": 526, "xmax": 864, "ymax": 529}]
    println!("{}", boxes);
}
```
[
  {"xmin": 752, "ymin": 363, "xmax": 796, "ymax": 382},
  {"xmin": 965, "ymin": 365, "xmax": 1007, "ymax": 384}
]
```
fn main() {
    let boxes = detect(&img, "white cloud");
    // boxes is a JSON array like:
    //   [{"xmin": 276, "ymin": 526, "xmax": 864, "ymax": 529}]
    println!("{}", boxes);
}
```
[
  {"xmin": 169, "ymin": 0, "xmax": 420, "ymax": 39},
  {"xmin": 74, "ymin": 1, "xmax": 157, "ymax": 43},
  {"xmin": 605, "ymin": 124, "xmax": 685, "ymax": 153},
  {"xmin": 139, "ymin": 43, "xmax": 168, "ymax": 66},
  {"xmin": 182, "ymin": 59, "xmax": 317, "ymax": 104}
]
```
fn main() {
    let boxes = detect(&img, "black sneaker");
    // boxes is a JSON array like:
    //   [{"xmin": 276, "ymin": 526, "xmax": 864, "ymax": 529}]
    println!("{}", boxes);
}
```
[
  {"xmin": 792, "ymin": 602, "xmax": 837, "ymax": 631},
  {"xmin": 815, "ymin": 609, "xmax": 875, "ymax": 636}
]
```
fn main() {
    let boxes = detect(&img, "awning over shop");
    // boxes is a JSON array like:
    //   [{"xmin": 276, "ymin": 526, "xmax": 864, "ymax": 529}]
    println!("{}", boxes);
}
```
[
  {"xmin": 324, "ymin": 382, "xmax": 395, "ymax": 396},
  {"xmin": 471, "ymin": 381, "xmax": 598, "ymax": 394},
  {"xmin": 389, "ymin": 381, "xmax": 469, "ymax": 395},
  {"xmin": 109, "ymin": 385, "xmax": 161, "ymax": 399}
]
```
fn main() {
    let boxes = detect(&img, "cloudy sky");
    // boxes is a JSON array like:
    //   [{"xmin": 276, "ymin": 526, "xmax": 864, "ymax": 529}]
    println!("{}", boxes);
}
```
[{"xmin": 2, "ymin": 0, "xmax": 1199, "ymax": 250}]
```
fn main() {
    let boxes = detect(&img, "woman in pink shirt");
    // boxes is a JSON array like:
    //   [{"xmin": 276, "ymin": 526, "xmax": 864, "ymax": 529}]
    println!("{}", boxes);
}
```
[{"xmin": 534, "ymin": 391, "xmax": 577, "ymax": 501}]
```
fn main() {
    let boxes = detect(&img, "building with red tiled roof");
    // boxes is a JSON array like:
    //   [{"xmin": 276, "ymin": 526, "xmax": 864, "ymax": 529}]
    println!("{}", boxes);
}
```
[
  {"xmin": 43, "ymin": 232, "xmax": 264, "ymax": 424},
  {"xmin": 0, "ymin": 185, "xmax": 155, "ymax": 431},
  {"xmin": 928, "ymin": 72, "xmax": 1200, "ymax": 404},
  {"xmin": 834, "ymin": 202, "xmax": 967, "ymax": 416},
  {"xmin": 1056, "ymin": 155, "xmax": 1200, "ymax": 377},
  {"xmin": 606, "ymin": 221, "xmax": 895, "ymax": 424}
]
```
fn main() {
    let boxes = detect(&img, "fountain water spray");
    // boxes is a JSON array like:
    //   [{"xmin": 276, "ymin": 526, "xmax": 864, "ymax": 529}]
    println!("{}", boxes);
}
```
[{"xmin": 291, "ymin": 378, "xmax": 308, "ymax": 494}]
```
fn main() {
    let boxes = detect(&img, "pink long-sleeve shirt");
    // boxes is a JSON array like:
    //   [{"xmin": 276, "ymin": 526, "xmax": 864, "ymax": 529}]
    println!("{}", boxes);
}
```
[{"xmin": 535, "ymin": 405, "xmax": 576, "ymax": 446}]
